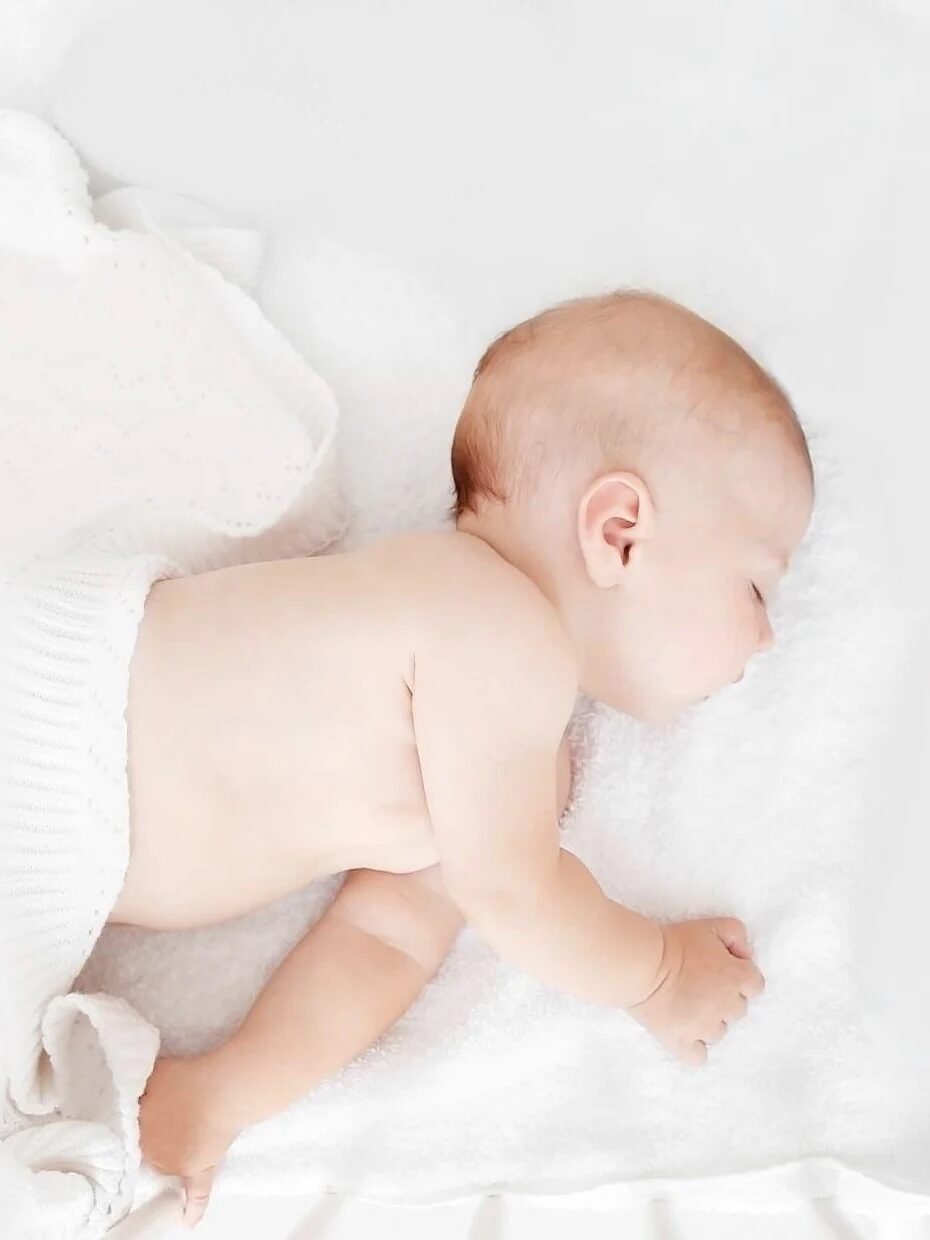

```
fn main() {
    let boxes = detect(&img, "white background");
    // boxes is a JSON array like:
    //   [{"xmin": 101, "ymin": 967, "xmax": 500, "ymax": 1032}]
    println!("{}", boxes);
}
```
[{"xmin": 4, "ymin": 1, "xmax": 930, "ymax": 1236}]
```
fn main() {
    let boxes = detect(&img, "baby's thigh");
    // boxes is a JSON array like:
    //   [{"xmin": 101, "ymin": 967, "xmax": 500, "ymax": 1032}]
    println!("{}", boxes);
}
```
[{"xmin": 337, "ymin": 866, "xmax": 464, "ymax": 968}]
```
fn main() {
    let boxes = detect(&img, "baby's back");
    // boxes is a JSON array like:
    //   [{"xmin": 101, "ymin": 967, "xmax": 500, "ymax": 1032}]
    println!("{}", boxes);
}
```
[{"xmin": 112, "ymin": 529, "xmax": 549, "ymax": 929}]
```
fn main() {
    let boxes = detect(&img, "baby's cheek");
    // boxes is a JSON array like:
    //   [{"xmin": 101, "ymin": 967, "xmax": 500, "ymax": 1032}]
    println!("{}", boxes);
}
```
[{"xmin": 671, "ymin": 608, "xmax": 726, "ymax": 684}]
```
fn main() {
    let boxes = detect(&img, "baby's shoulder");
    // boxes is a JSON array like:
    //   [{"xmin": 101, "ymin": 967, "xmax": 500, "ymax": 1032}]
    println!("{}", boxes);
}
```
[
  {"xmin": 385, "ymin": 527, "xmax": 548, "ymax": 620},
  {"xmin": 382, "ymin": 528, "xmax": 577, "ymax": 697}
]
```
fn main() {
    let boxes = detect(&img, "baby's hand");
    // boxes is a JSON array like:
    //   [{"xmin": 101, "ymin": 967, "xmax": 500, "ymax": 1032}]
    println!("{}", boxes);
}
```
[
  {"xmin": 626, "ymin": 917, "xmax": 766, "ymax": 1066},
  {"xmin": 139, "ymin": 1053, "xmax": 242, "ymax": 1229}
]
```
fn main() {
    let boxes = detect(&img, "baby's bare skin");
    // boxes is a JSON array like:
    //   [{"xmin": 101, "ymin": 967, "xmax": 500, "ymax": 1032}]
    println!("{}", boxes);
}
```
[{"xmin": 115, "ymin": 528, "xmax": 571, "ymax": 929}]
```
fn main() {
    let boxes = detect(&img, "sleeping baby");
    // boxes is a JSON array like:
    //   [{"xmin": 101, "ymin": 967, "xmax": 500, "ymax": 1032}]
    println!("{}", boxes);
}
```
[{"xmin": 40, "ymin": 290, "xmax": 817, "ymax": 1225}]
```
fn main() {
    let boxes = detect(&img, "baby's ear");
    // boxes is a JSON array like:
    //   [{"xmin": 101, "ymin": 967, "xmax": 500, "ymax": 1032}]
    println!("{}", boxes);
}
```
[{"xmin": 576, "ymin": 472, "xmax": 650, "ymax": 588}]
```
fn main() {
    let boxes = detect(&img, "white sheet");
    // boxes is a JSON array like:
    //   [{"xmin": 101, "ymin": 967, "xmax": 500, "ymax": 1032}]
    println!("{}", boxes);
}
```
[{"xmin": 4, "ymin": 0, "xmax": 930, "ymax": 1225}]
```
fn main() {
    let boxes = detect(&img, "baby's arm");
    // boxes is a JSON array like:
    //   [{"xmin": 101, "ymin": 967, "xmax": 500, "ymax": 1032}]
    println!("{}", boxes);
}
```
[
  {"xmin": 411, "ymin": 573, "xmax": 666, "ymax": 1010},
  {"xmin": 210, "ymin": 865, "xmax": 463, "ymax": 1127}
]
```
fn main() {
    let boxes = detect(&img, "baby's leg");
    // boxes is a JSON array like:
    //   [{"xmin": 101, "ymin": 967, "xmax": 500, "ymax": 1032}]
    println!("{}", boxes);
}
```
[
  {"xmin": 141, "ymin": 865, "xmax": 464, "ymax": 1225},
  {"xmin": 189, "ymin": 865, "xmax": 464, "ymax": 1130}
]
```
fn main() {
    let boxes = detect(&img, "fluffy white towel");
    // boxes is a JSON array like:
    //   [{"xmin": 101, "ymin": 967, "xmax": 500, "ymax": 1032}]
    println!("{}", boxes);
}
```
[
  {"xmin": 82, "ymin": 434, "xmax": 930, "ymax": 1221},
  {"xmin": 0, "ymin": 109, "xmax": 345, "ymax": 1239}
]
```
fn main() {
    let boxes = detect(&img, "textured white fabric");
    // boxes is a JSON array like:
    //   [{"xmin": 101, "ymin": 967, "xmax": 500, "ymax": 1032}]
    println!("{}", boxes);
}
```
[
  {"xmin": 0, "ymin": 109, "xmax": 345, "ymax": 577},
  {"xmin": 1, "ymin": 550, "xmax": 178, "ymax": 1116},
  {"xmin": 0, "ymin": 109, "xmax": 345, "ymax": 1239}
]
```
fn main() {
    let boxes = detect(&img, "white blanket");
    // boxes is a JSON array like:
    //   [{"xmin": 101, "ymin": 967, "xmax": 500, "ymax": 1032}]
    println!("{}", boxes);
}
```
[
  {"xmin": 82, "ymin": 449, "xmax": 930, "ymax": 1220},
  {"xmin": 0, "ymin": 109, "xmax": 344, "ymax": 1238},
  {"xmin": 5, "ymin": 0, "xmax": 930, "ymax": 1230},
  {"xmin": 0, "ymin": 113, "xmax": 344, "ymax": 576}
]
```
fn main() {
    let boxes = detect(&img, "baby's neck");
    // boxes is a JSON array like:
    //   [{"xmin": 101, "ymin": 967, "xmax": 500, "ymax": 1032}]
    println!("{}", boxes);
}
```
[
  {"xmin": 455, "ymin": 508, "xmax": 563, "ymax": 616},
  {"xmin": 456, "ymin": 507, "xmax": 591, "ymax": 701}
]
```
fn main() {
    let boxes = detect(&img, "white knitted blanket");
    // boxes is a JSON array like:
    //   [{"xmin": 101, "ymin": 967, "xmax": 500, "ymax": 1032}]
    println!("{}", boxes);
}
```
[{"xmin": 0, "ymin": 109, "xmax": 344, "ymax": 1239}]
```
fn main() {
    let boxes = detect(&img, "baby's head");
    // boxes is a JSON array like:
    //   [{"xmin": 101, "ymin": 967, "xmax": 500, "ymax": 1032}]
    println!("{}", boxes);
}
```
[{"xmin": 451, "ymin": 290, "xmax": 815, "ymax": 724}]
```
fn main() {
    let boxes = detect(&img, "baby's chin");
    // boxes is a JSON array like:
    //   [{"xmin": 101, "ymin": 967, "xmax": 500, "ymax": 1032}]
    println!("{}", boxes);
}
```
[
  {"xmin": 603, "ymin": 686, "xmax": 705, "ymax": 725},
  {"xmin": 624, "ymin": 697, "xmax": 691, "ymax": 726},
  {"xmin": 654, "ymin": 693, "xmax": 711, "ymax": 724}
]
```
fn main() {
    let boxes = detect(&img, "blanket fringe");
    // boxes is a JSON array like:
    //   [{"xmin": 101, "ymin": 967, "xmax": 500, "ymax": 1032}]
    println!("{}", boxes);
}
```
[
  {"xmin": 647, "ymin": 1198, "xmax": 680, "ymax": 1239},
  {"xmin": 468, "ymin": 1194, "xmax": 506, "ymax": 1240},
  {"xmin": 810, "ymin": 1196, "xmax": 872, "ymax": 1239},
  {"xmin": 644, "ymin": 1193, "xmax": 872, "ymax": 1239},
  {"xmin": 282, "ymin": 1191, "xmax": 346, "ymax": 1239}
]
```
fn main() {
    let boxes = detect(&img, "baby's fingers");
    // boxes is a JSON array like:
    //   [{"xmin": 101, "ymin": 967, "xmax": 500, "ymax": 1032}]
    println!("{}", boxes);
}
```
[
  {"xmin": 182, "ymin": 1167, "xmax": 216, "ymax": 1230},
  {"xmin": 738, "ymin": 960, "xmax": 766, "ymax": 999},
  {"xmin": 675, "ymin": 1040, "xmax": 708, "ymax": 1068},
  {"xmin": 725, "ymin": 993, "xmax": 749, "ymax": 1023},
  {"xmin": 713, "ymin": 917, "xmax": 752, "ymax": 958}
]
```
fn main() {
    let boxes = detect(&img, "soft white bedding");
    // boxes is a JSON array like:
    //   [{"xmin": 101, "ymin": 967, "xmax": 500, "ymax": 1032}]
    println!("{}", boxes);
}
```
[{"xmin": 2, "ymin": 0, "xmax": 929, "ymax": 1233}]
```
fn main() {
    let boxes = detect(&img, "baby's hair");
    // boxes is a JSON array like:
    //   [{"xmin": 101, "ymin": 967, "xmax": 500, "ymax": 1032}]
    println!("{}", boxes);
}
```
[{"xmin": 449, "ymin": 289, "xmax": 813, "ymax": 522}]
